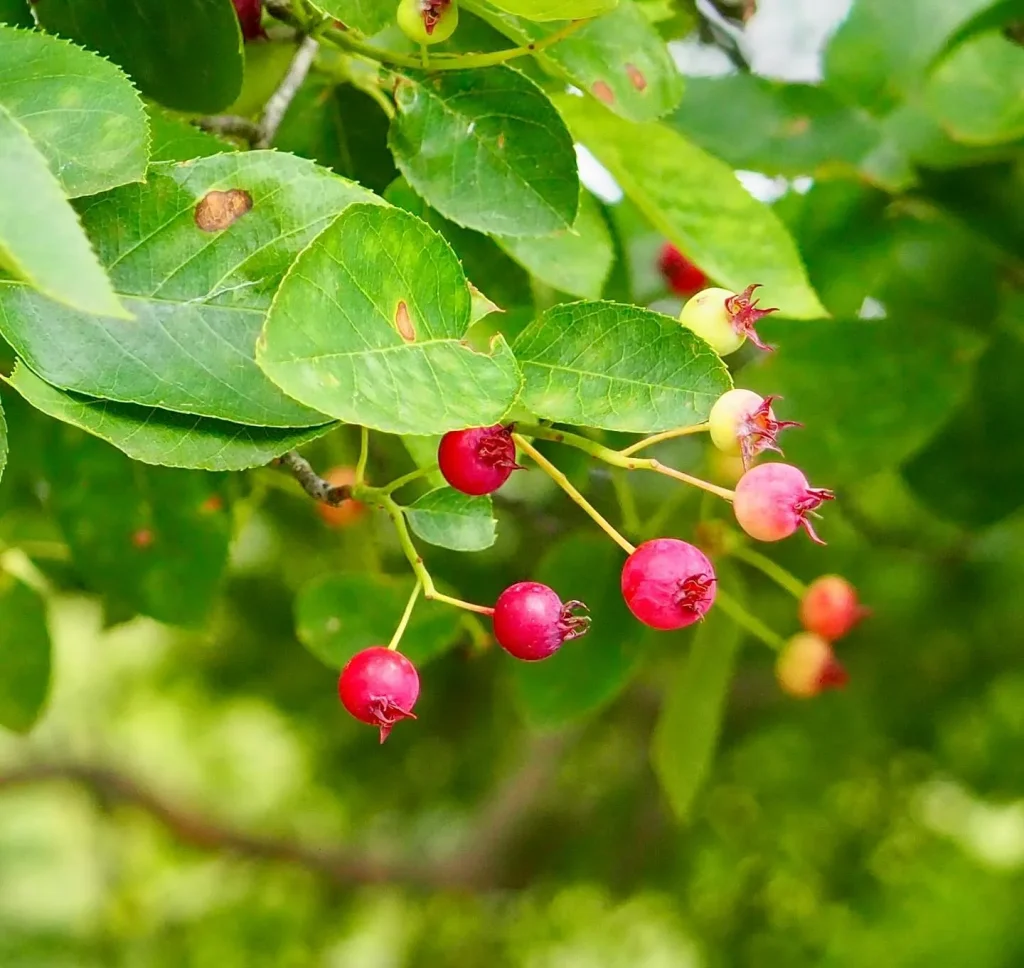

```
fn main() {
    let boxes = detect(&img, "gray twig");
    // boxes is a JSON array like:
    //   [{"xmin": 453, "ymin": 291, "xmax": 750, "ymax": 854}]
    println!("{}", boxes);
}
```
[
  {"xmin": 195, "ymin": 115, "xmax": 263, "ymax": 146},
  {"xmin": 278, "ymin": 450, "xmax": 350, "ymax": 505},
  {"xmin": 257, "ymin": 35, "xmax": 319, "ymax": 148}
]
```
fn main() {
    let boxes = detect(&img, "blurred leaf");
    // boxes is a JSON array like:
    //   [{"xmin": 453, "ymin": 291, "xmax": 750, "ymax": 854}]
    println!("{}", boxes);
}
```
[
  {"xmin": 0, "ymin": 105, "xmax": 127, "ymax": 319},
  {"xmin": 34, "ymin": 0, "xmax": 244, "ymax": 113},
  {"xmin": 743, "ymin": 318, "xmax": 982, "ymax": 486},
  {"xmin": 651, "ymin": 585, "xmax": 742, "ymax": 821},
  {"xmin": 0, "ymin": 393, "xmax": 6, "ymax": 486},
  {"xmin": 312, "ymin": 0, "xmax": 393, "ymax": 35},
  {"xmin": 494, "ymin": 191, "xmax": 614, "ymax": 299},
  {"xmin": 401, "ymin": 433, "xmax": 446, "ymax": 489},
  {"xmin": 6, "ymin": 363, "xmax": 336, "ymax": 471},
  {"xmin": 556, "ymin": 95, "xmax": 826, "ymax": 319},
  {"xmin": 487, "ymin": 0, "xmax": 617, "ymax": 19},
  {"xmin": 925, "ymin": 31, "xmax": 1024, "ymax": 144},
  {"xmin": 467, "ymin": 0, "xmax": 683, "ymax": 122},
  {"xmin": 0, "ymin": 25, "xmax": 148, "ymax": 197},
  {"xmin": 44, "ymin": 428, "xmax": 232, "ymax": 626},
  {"xmin": 389, "ymin": 66, "xmax": 578, "ymax": 236},
  {"xmin": 257, "ymin": 203, "xmax": 521, "ymax": 435},
  {"xmin": 511, "ymin": 533, "xmax": 643, "ymax": 727},
  {"xmin": 513, "ymin": 301, "xmax": 731, "ymax": 432},
  {"xmin": 227, "ymin": 39, "xmax": 296, "ymax": 118},
  {"xmin": 903, "ymin": 334, "xmax": 1024, "ymax": 527},
  {"xmin": 0, "ymin": 574, "xmax": 50, "ymax": 733},
  {"xmin": 146, "ymin": 106, "xmax": 235, "ymax": 162},
  {"xmin": 0, "ymin": 0, "xmax": 32, "ymax": 26},
  {"xmin": 295, "ymin": 572, "xmax": 463, "ymax": 668},
  {"xmin": 0, "ymin": 152, "xmax": 374, "ymax": 426},
  {"xmin": 669, "ymin": 74, "xmax": 879, "ymax": 178},
  {"xmin": 404, "ymin": 488, "xmax": 497, "ymax": 551},
  {"xmin": 273, "ymin": 76, "xmax": 397, "ymax": 194}
]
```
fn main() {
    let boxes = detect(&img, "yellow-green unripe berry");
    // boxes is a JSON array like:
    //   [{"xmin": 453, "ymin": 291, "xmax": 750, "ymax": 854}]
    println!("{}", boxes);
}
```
[
  {"xmin": 708, "ymin": 388, "xmax": 801, "ymax": 467},
  {"xmin": 397, "ymin": 0, "xmax": 458, "ymax": 44},
  {"xmin": 677, "ymin": 283, "xmax": 778, "ymax": 357}
]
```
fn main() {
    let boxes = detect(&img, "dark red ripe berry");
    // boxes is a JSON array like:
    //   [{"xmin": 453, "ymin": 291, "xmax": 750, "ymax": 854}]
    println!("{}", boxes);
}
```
[
  {"xmin": 338, "ymin": 646, "xmax": 419, "ymax": 743},
  {"xmin": 438, "ymin": 425, "xmax": 520, "ymax": 495},
  {"xmin": 492, "ymin": 582, "xmax": 591, "ymax": 661},
  {"xmin": 658, "ymin": 243, "xmax": 707, "ymax": 297},
  {"xmin": 621, "ymin": 538, "xmax": 717, "ymax": 630},
  {"xmin": 800, "ymin": 575, "xmax": 869, "ymax": 640},
  {"xmin": 232, "ymin": 0, "xmax": 266, "ymax": 40}
]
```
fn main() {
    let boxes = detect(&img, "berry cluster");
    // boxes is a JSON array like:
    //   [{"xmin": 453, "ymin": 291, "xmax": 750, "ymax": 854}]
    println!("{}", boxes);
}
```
[{"xmin": 329, "ymin": 282, "xmax": 867, "ymax": 742}]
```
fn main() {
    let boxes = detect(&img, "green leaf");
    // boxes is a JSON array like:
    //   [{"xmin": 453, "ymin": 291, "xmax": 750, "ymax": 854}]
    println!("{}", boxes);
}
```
[
  {"xmin": 0, "ymin": 0, "xmax": 33, "ymax": 27},
  {"xmin": 466, "ymin": 0, "xmax": 683, "ymax": 122},
  {"xmin": 651, "ymin": 588, "xmax": 742, "ymax": 822},
  {"xmin": 34, "ymin": 0, "xmax": 244, "ymax": 113},
  {"xmin": 43, "ymin": 428, "xmax": 232, "ymax": 626},
  {"xmin": 388, "ymin": 66, "xmax": 579, "ymax": 237},
  {"xmin": 310, "ymin": 0, "xmax": 394, "ymax": 36},
  {"xmin": 494, "ymin": 191, "xmax": 614, "ymax": 299},
  {"xmin": 669, "ymin": 74, "xmax": 879, "ymax": 179},
  {"xmin": 925, "ymin": 32, "xmax": 1024, "ymax": 144},
  {"xmin": 0, "ymin": 25, "xmax": 148, "ymax": 197},
  {"xmin": 0, "ymin": 574, "xmax": 51, "ymax": 734},
  {"xmin": 295, "ymin": 572, "xmax": 463, "ymax": 669},
  {"xmin": 903, "ymin": 334, "xmax": 1024, "ymax": 528},
  {"xmin": 743, "ymin": 318, "xmax": 983, "ymax": 486},
  {"xmin": 0, "ymin": 105, "xmax": 127, "ymax": 319},
  {"xmin": 403, "ymin": 488, "xmax": 497, "ymax": 551},
  {"xmin": 555, "ymin": 95, "xmax": 826, "ymax": 319},
  {"xmin": 257, "ymin": 203, "xmax": 522, "ymax": 435},
  {"xmin": 0, "ymin": 152, "xmax": 376, "ymax": 427},
  {"xmin": 6, "ymin": 362, "xmax": 336, "ymax": 471},
  {"xmin": 146, "ymin": 105, "xmax": 235, "ymax": 162},
  {"xmin": 486, "ymin": 0, "xmax": 617, "ymax": 20},
  {"xmin": 511, "ymin": 533, "xmax": 643, "ymax": 727},
  {"xmin": 513, "ymin": 301, "xmax": 731, "ymax": 433}
]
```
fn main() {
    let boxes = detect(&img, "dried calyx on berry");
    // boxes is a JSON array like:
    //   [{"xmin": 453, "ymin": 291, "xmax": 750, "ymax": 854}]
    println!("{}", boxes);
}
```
[
  {"xmin": 493, "ymin": 582, "xmax": 591, "ymax": 661},
  {"xmin": 776, "ymin": 633, "xmax": 848, "ymax": 698},
  {"xmin": 658, "ymin": 242, "xmax": 707, "ymax": 297},
  {"xmin": 397, "ymin": 0, "xmax": 459, "ymax": 44},
  {"xmin": 733, "ymin": 462, "xmax": 834, "ymax": 544},
  {"xmin": 621, "ymin": 538, "xmax": 717, "ymax": 630},
  {"xmin": 338, "ymin": 647, "xmax": 420, "ymax": 743},
  {"xmin": 678, "ymin": 284, "xmax": 778, "ymax": 356},
  {"xmin": 438, "ymin": 424, "xmax": 522, "ymax": 496},
  {"xmin": 709, "ymin": 389, "xmax": 802, "ymax": 468},
  {"xmin": 800, "ymin": 575, "xmax": 869, "ymax": 640}
]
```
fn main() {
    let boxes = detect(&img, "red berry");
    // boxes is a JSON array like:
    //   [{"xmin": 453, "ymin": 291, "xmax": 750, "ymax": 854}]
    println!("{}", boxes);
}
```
[
  {"xmin": 658, "ymin": 243, "xmax": 707, "ymax": 297},
  {"xmin": 338, "ymin": 647, "xmax": 420, "ymax": 743},
  {"xmin": 678, "ymin": 284, "xmax": 778, "ymax": 356},
  {"xmin": 733, "ymin": 463, "xmax": 834, "ymax": 545},
  {"xmin": 492, "ymin": 582, "xmax": 590, "ymax": 661},
  {"xmin": 621, "ymin": 538, "xmax": 717, "ymax": 630},
  {"xmin": 708, "ymin": 389, "xmax": 802, "ymax": 468},
  {"xmin": 232, "ymin": 0, "xmax": 266, "ymax": 40},
  {"xmin": 776, "ymin": 632, "xmax": 848, "ymax": 698},
  {"xmin": 438, "ymin": 425, "xmax": 520, "ymax": 495},
  {"xmin": 800, "ymin": 575, "xmax": 869, "ymax": 640}
]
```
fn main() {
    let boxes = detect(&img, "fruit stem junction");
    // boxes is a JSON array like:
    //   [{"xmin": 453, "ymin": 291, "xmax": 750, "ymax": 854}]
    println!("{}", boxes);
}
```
[{"xmin": 619, "ymin": 423, "xmax": 710, "ymax": 457}]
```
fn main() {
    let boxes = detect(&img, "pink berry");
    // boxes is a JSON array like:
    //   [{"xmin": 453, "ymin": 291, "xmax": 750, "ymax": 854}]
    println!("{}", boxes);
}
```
[
  {"xmin": 733, "ymin": 463, "xmax": 834, "ymax": 545},
  {"xmin": 658, "ymin": 243, "xmax": 707, "ymax": 297},
  {"xmin": 438, "ymin": 425, "xmax": 521, "ymax": 495},
  {"xmin": 492, "ymin": 582, "xmax": 590, "ymax": 661},
  {"xmin": 776, "ymin": 632, "xmax": 848, "ymax": 698},
  {"xmin": 708, "ymin": 389, "xmax": 801, "ymax": 468},
  {"xmin": 677, "ymin": 284, "xmax": 778, "ymax": 356},
  {"xmin": 800, "ymin": 575, "xmax": 869, "ymax": 640},
  {"xmin": 338, "ymin": 646, "xmax": 420, "ymax": 743},
  {"xmin": 232, "ymin": 0, "xmax": 266, "ymax": 40},
  {"xmin": 621, "ymin": 538, "xmax": 717, "ymax": 630}
]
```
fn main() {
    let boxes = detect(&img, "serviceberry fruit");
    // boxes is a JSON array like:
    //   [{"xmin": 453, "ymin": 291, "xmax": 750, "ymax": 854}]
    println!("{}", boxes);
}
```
[
  {"xmin": 800, "ymin": 575, "xmax": 869, "ymax": 640},
  {"xmin": 317, "ymin": 466, "xmax": 366, "ymax": 528},
  {"xmin": 438, "ymin": 425, "xmax": 521, "ymax": 496},
  {"xmin": 621, "ymin": 538, "xmax": 717, "ymax": 630},
  {"xmin": 709, "ymin": 389, "xmax": 802, "ymax": 468},
  {"xmin": 658, "ymin": 243, "xmax": 707, "ymax": 297},
  {"xmin": 338, "ymin": 646, "xmax": 419, "ymax": 743},
  {"xmin": 397, "ymin": 0, "xmax": 459, "ymax": 44},
  {"xmin": 733, "ymin": 462, "xmax": 834, "ymax": 544},
  {"xmin": 493, "ymin": 582, "xmax": 590, "ymax": 661},
  {"xmin": 677, "ymin": 284, "xmax": 778, "ymax": 356},
  {"xmin": 776, "ymin": 632, "xmax": 848, "ymax": 698},
  {"xmin": 232, "ymin": 0, "xmax": 266, "ymax": 40}
]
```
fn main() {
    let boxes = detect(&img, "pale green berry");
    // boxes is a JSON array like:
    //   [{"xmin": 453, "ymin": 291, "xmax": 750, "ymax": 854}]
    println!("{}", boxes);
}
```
[
  {"xmin": 678, "ymin": 283, "xmax": 778, "ymax": 357},
  {"xmin": 397, "ymin": 0, "xmax": 459, "ymax": 45}
]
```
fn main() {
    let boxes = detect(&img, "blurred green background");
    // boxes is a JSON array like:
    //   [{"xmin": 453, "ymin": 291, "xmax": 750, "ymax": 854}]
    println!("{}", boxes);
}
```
[{"xmin": 3, "ymin": 0, "xmax": 1024, "ymax": 965}]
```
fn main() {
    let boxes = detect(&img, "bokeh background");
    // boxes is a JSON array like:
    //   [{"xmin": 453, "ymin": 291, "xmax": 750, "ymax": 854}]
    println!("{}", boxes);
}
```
[{"xmin": 3, "ymin": 0, "xmax": 1024, "ymax": 964}]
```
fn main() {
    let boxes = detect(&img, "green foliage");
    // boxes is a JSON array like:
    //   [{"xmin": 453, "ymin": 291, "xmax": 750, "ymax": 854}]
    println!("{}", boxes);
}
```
[
  {"xmin": 403, "ymin": 488, "xmax": 498, "ymax": 551},
  {"xmin": 0, "ymin": 573, "xmax": 50, "ymax": 732}
]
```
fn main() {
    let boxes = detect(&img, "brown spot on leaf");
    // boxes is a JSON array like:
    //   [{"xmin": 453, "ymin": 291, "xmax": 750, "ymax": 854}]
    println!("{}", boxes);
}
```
[
  {"xmin": 592, "ymin": 81, "xmax": 615, "ymax": 105},
  {"xmin": 625, "ymin": 64, "xmax": 647, "ymax": 92},
  {"xmin": 496, "ymin": 132, "xmax": 506, "ymax": 149},
  {"xmin": 132, "ymin": 528, "xmax": 154, "ymax": 549},
  {"xmin": 785, "ymin": 116, "xmax": 811, "ymax": 135},
  {"xmin": 200, "ymin": 495, "xmax": 224, "ymax": 514},
  {"xmin": 194, "ymin": 189, "xmax": 253, "ymax": 232},
  {"xmin": 395, "ymin": 301, "xmax": 416, "ymax": 342}
]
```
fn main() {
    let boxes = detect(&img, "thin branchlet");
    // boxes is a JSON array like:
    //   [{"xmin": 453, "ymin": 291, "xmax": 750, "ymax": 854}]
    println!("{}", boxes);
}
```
[{"xmin": 278, "ymin": 451, "xmax": 350, "ymax": 505}]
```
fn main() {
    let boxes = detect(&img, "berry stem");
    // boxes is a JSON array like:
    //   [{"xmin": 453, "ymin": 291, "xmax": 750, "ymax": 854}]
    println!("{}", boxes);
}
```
[
  {"xmin": 354, "ymin": 426, "xmax": 369, "ymax": 486},
  {"xmin": 381, "ymin": 465, "xmax": 436, "ymax": 495},
  {"xmin": 419, "ymin": 43, "xmax": 429, "ymax": 68},
  {"xmin": 731, "ymin": 545, "xmax": 808, "ymax": 599},
  {"xmin": 388, "ymin": 580, "xmax": 422, "ymax": 651},
  {"xmin": 512, "ymin": 434, "xmax": 636, "ymax": 556},
  {"xmin": 714, "ymin": 589, "xmax": 786, "ymax": 651},
  {"xmin": 619, "ymin": 423, "xmax": 710, "ymax": 457}
]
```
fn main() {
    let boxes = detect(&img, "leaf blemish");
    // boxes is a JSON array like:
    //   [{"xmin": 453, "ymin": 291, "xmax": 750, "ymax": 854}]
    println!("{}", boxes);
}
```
[
  {"xmin": 395, "ymin": 300, "xmax": 416, "ymax": 341},
  {"xmin": 497, "ymin": 132, "xmax": 506, "ymax": 149},
  {"xmin": 625, "ymin": 64, "xmax": 646, "ymax": 92},
  {"xmin": 194, "ymin": 189, "xmax": 253, "ymax": 232},
  {"xmin": 592, "ymin": 81, "xmax": 615, "ymax": 105}
]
